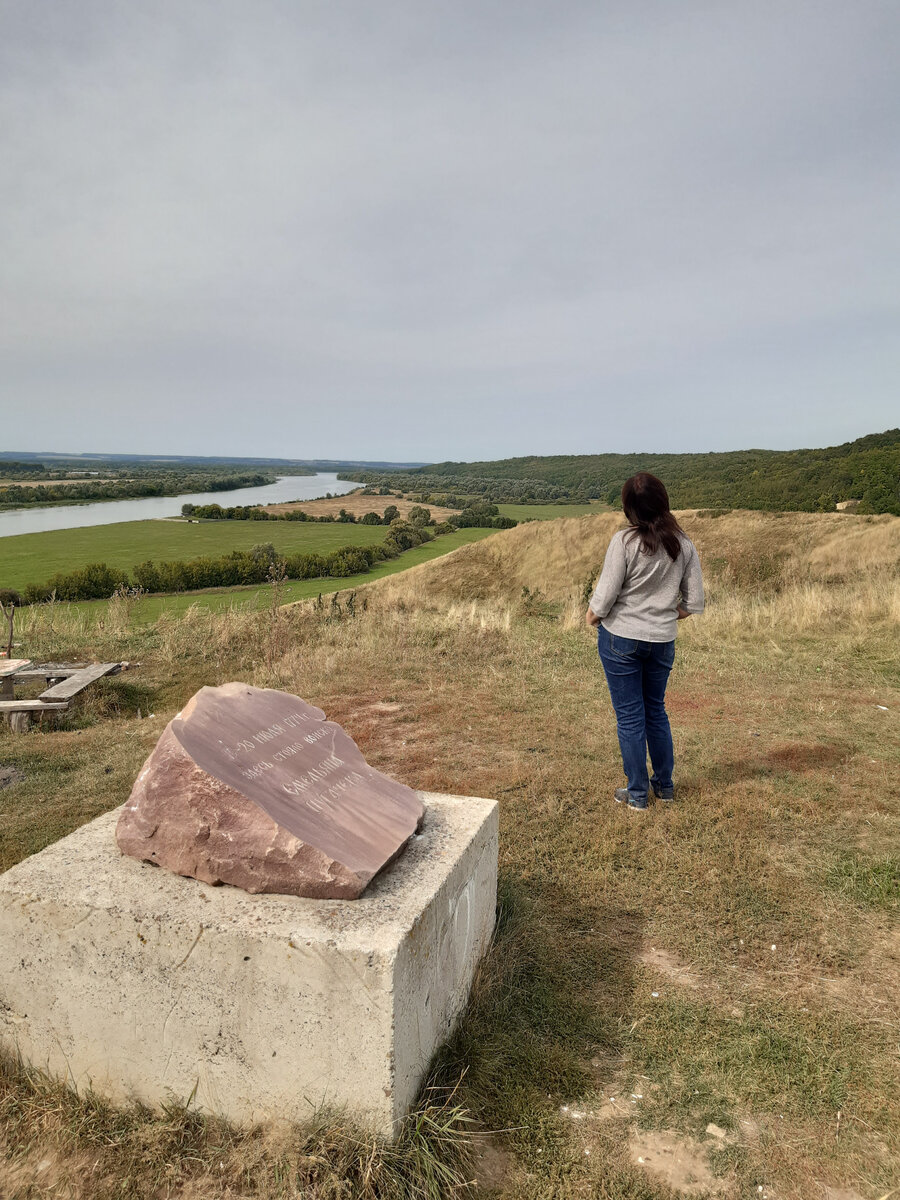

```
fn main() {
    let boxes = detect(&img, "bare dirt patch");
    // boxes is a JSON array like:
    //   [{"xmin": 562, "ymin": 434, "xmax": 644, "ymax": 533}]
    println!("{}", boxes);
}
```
[
  {"xmin": 766, "ymin": 741, "xmax": 849, "ymax": 771},
  {"xmin": 666, "ymin": 692, "xmax": 715, "ymax": 717},
  {"xmin": 469, "ymin": 1136, "xmax": 516, "ymax": 1194},
  {"xmin": 264, "ymin": 494, "xmax": 461, "ymax": 521},
  {"xmin": 629, "ymin": 1129, "xmax": 730, "ymax": 1196},
  {"xmin": 0, "ymin": 1142, "xmax": 103, "ymax": 1199},
  {"xmin": 639, "ymin": 947, "xmax": 703, "ymax": 990},
  {"xmin": 0, "ymin": 765, "xmax": 25, "ymax": 789}
]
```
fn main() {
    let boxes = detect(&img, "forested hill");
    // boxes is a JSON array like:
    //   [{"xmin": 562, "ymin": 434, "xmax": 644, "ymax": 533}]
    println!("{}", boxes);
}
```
[{"xmin": 346, "ymin": 430, "xmax": 900, "ymax": 514}]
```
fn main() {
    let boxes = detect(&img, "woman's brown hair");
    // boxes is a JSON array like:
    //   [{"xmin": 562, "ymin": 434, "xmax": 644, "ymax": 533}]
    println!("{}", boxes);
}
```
[{"xmin": 621, "ymin": 473, "xmax": 684, "ymax": 561}]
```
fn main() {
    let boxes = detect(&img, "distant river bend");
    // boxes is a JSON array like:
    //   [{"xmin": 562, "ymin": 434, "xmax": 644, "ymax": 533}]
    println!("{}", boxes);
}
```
[{"xmin": 0, "ymin": 474, "xmax": 357, "ymax": 539}]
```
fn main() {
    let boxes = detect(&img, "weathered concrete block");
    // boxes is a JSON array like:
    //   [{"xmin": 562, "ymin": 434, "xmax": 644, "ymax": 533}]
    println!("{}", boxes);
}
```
[{"xmin": 0, "ymin": 792, "xmax": 497, "ymax": 1135}]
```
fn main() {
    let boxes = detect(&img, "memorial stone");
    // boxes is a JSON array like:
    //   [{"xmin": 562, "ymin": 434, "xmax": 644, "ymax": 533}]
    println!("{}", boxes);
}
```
[{"xmin": 116, "ymin": 682, "xmax": 425, "ymax": 898}]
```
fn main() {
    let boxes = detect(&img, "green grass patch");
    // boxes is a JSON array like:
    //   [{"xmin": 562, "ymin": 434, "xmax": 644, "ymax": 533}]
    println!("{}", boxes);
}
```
[
  {"xmin": 631, "ymin": 994, "xmax": 864, "ymax": 1123},
  {"xmin": 826, "ymin": 852, "xmax": 900, "ymax": 908},
  {"xmin": 0, "ymin": 519, "xmax": 388, "ymax": 593}
]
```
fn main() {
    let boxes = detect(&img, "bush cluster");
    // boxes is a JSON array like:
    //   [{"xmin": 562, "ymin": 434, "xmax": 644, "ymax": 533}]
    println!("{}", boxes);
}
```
[
  {"xmin": 182, "ymin": 502, "xmax": 435, "ymax": 527},
  {"xmin": 448, "ymin": 503, "xmax": 517, "ymax": 529},
  {"xmin": 180, "ymin": 500, "xmax": 519, "ymax": 531},
  {"xmin": 21, "ymin": 521, "xmax": 437, "ymax": 604}
]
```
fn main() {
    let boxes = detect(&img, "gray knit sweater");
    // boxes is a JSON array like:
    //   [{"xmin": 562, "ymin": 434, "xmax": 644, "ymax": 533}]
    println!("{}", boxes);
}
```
[{"xmin": 588, "ymin": 529, "xmax": 704, "ymax": 643}]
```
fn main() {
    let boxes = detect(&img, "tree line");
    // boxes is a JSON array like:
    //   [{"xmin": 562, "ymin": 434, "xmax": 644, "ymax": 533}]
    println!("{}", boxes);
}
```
[
  {"xmin": 341, "ymin": 429, "xmax": 900, "ymax": 515},
  {"xmin": 343, "ymin": 474, "xmax": 574, "ymax": 505},
  {"xmin": 0, "ymin": 471, "xmax": 277, "ymax": 509},
  {"xmin": 182, "ymin": 502, "xmax": 518, "ymax": 530},
  {"xmin": 181, "ymin": 502, "xmax": 420, "ymax": 524},
  {"xmin": 0, "ymin": 461, "xmax": 50, "ymax": 477}
]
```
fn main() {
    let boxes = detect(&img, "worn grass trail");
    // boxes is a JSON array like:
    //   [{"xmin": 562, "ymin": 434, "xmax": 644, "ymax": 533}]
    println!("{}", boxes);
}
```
[{"xmin": 1, "ymin": 510, "xmax": 898, "ymax": 1198}]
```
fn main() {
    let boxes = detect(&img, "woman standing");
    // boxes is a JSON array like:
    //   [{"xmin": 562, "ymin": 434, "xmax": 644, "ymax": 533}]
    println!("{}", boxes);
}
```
[{"xmin": 586, "ymin": 473, "xmax": 704, "ymax": 811}]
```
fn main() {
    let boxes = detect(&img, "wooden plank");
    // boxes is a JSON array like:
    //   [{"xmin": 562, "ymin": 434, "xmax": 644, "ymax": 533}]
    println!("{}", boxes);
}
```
[
  {"xmin": 0, "ymin": 659, "xmax": 31, "ymax": 677},
  {"xmin": 0, "ymin": 700, "xmax": 70, "ymax": 712},
  {"xmin": 30, "ymin": 662, "xmax": 89, "ymax": 672},
  {"xmin": 39, "ymin": 663, "xmax": 121, "ymax": 701}
]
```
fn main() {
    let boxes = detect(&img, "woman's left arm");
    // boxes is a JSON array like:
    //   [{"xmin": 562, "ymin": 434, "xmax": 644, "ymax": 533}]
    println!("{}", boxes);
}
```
[{"xmin": 679, "ymin": 543, "xmax": 705, "ymax": 616}]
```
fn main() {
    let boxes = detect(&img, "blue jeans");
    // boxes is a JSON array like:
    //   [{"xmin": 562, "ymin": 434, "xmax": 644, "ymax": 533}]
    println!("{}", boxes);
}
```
[{"xmin": 597, "ymin": 624, "xmax": 676, "ymax": 802}]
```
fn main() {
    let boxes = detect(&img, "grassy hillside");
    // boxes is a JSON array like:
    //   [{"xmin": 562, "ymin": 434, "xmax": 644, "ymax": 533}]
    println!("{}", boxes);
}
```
[
  {"xmin": 0, "ymin": 518, "xmax": 388, "ymax": 593},
  {"xmin": 349, "ymin": 428, "xmax": 900, "ymax": 514},
  {"xmin": 2, "ymin": 510, "xmax": 899, "ymax": 1198}
]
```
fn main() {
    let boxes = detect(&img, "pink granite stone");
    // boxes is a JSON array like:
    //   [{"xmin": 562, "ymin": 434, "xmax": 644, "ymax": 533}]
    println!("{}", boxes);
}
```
[{"xmin": 115, "ymin": 683, "xmax": 424, "ymax": 899}]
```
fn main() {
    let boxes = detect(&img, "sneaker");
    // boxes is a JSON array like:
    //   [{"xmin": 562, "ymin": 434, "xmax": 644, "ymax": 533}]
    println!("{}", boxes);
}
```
[
  {"xmin": 614, "ymin": 788, "xmax": 648, "ymax": 811},
  {"xmin": 651, "ymin": 783, "xmax": 676, "ymax": 801}
]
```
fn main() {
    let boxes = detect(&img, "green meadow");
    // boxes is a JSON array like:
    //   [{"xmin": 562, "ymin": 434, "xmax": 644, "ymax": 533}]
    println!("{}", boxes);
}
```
[{"xmin": 0, "ymin": 518, "xmax": 389, "ymax": 594}]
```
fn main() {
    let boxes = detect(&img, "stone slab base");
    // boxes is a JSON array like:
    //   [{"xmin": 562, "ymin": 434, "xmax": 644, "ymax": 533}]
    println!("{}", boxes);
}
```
[{"xmin": 0, "ymin": 792, "xmax": 498, "ymax": 1136}]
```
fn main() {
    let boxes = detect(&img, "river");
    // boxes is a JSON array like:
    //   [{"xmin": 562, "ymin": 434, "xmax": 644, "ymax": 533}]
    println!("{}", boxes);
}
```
[{"xmin": 0, "ymin": 473, "xmax": 357, "ymax": 538}]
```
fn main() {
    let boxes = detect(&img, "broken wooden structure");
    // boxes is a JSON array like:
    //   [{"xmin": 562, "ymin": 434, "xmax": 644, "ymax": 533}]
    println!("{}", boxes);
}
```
[{"xmin": 0, "ymin": 660, "xmax": 130, "ymax": 732}]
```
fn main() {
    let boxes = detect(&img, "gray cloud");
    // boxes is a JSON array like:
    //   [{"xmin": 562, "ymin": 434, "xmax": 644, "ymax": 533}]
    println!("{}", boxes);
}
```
[{"xmin": 1, "ymin": 1, "xmax": 898, "ymax": 458}]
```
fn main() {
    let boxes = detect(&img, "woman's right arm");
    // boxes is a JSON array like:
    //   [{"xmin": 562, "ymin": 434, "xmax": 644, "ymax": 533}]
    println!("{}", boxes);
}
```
[{"xmin": 586, "ymin": 535, "xmax": 627, "ymax": 625}]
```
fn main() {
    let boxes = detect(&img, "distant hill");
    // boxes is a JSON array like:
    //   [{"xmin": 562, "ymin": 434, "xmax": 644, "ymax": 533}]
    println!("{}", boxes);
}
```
[
  {"xmin": 345, "ymin": 430, "xmax": 900, "ymax": 515},
  {"xmin": 0, "ymin": 452, "xmax": 427, "ymax": 470}
]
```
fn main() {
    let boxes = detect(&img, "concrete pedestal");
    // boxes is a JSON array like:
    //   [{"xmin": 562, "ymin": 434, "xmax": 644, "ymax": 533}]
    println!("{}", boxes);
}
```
[{"xmin": 0, "ymin": 792, "xmax": 497, "ymax": 1136}]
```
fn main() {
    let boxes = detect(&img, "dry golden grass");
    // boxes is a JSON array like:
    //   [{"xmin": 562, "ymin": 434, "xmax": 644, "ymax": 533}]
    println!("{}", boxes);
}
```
[
  {"xmin": 263, "ymin": 494, "xmax": 460, "ymax": 521},
  {"xmin": 381, "ymin": 507, "xmax": 900, "ymax": 605},
  {"xmin": 1, "ymin": 510, "xmax": 899, "ymax": 1199},
  {"xmin": 0, "ymin": 1055, "xmax": 474, "ymax": 1200}
]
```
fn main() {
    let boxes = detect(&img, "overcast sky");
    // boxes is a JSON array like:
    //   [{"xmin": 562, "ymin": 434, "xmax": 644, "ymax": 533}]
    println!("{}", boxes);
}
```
[{"xmin": 1, "ymin": 1, "xmax": 897, "ymax": 462}]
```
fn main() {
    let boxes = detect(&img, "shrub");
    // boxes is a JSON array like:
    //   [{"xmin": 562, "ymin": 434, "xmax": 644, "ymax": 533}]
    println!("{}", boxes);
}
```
[
  {"xmin": 41, "ymin": 562, "xmax": 130, "ymax": 602},
  {"xmin": 326, "ymin": 549, "xmax": 371, "ymax": 576},
  {"xmin": 283, "ymin": 552, "xmax": 328, "ymax": 579},
  {"xmin": 449, "ymin": 504, "xmax": 516, "ymax": 530},
  {"xmin": 133, "ymin": 561, "xmax": 162, "ymax": 592}
]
